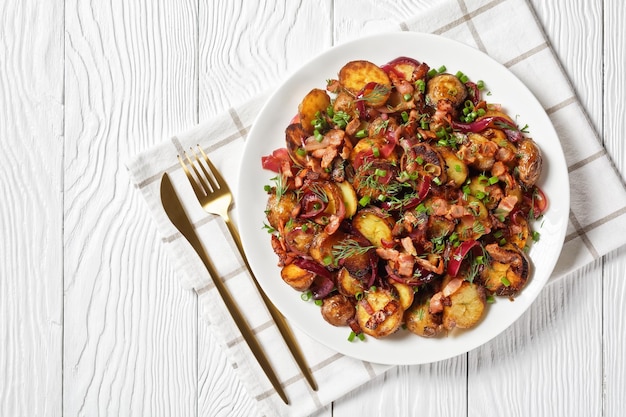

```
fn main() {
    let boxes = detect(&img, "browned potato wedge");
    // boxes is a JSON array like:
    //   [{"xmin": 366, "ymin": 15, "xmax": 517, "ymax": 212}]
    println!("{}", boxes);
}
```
[
  {"xmin": 283, "ymin": 219, "xmax": 318, "ymax": 255},
  {"xmin": 339, "ymin": 60, "xmax": 391, "ymax": 107},
  {"xmin": 426, "ymin": 73, "xmax": 467, "ymax": 108},
  {"xmin": 265, "ymin": 191, "xmax": 299, "ymax": 231},
  {"xmin": 392, "ymin": 282, "xmax": 414, "ymax": 310},
  {"xmin": 436, "ymin": 146, "xmax": 467, "ymax": 188},
  {"xmin": 356, "ymin": 288, "xmax": 403, "ymax": 338},
  {"xmin": 309, "ymin": 230, "xmax": 347, "ymax": 268},
  {"xmin": 442, "ymin": 281, "xmax": 486, "ymax": 330},
  {"xmin": 285, "ymin": 123, "xmax": 309, "ymax": 166},
  {"xmin": 406, "ymin": 143, "xmax": 447, "ymax": 184},
  {"xmin": 337, "ymin": 267, "xmax": 365, "ymax": 297},
  {"xmin": 321, "ymin": 294, "xmax": 356, "ymax": 326},
  {"xmin": 352, "ymin": 209, "xmax": 394, "ymax": 248},
  {"xmin": 516, "ymin": 139, "xmax": 543, "ymax": 187},
  {"xmin": 298, "ymin": 88, "xmax": 331, "ymax": 134},
  {"xmin": 352, "ymin": 160, "xmax": 398, "ymax": 200},
  {"xmin": 480, "ymin": 243, "xmax": 531, "ymax": 296},
  {"xmin": 405, "ymin": 293, "xmax": 444, "ymax": 338},
  {"xmin": 336, "ymin": 180, "xmax": 358, "ymax": 219},
  {"xmin": 280, "ymin": 263, "xmax": 316, "ymax": 291}
]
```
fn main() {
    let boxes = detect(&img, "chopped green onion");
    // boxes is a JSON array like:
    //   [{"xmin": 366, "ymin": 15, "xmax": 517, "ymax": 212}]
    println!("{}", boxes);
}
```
[
  {"xmin": 314, "ymin": 129, "xmax": 324, "ymax": 142},
  {"xmin": 348, "ymin": 331, "xmax": 356, "ymax": 342},
  {"xmin": 322, "ymin": 255, "xmax": 333, "ymax": 266},
  {"xmin": 476, "ymin": 80, "xmax": 485, "ymax": 90},
  {"xmin": 375, "ymin": 168, "xmax": 387, "ymax": 177},
  {"xmin": 355, "ymin": 129, "xmax": 368, "ymax": 138},
  {"xmin": 432, "ymin": 177, "xmax": 442, "ymax": 186},
  {"xmin": 437, "ymin": 65, "xmax": 447, "ymax": 73},
  {"xmin": 264, "ymin": 185, "xmax": 271, "ymax": 192},
  {"xmin": 454, "ymin": 164, "xmax": 462, "ymax": 172},
  {"xmin": 359, "ymin": 195, "xmax": 371, "ymax": 207},
  {"xmin": 532, "ymin": 231, "xmax": 541, "ymax": 242},
  {"xmin": 459, "ymin": 74, "xmax": 469, "ymax": 83},
  {"xmin": 372, "ymin": 146, "xmax": 380, "ymax": 157},
  {"xmin": 455, "ymin": 70, "xmax": 464, "ymax": 78},
  {"xmin": 358, "ymin": 333, "xmax": 365, "ymax": 341},
  {"xmin": 486, "ymin": 294, "xmax": 495, "ymax": 303},
  {"xmin": 416, "ymin": 79, "xmax": 425, "ymax": 93},
  {"xmin": 301, "ymin": 290, "xmax": 312, "ymax": 301},
  {"xmin": 403, "ymin": 93, "xmax": 412, "ymax": 101},
  {"xmin": 401, "ymin": 111, "xmax": 409, "ymax": 122},
  {"xmin": 500, "ymin": 276, "xmax": 511, "ymax": 287},
  {"xmin": 314, "ymin": 299, "xmax": 323, "ymax": 306},
  {"xmin": 296, "ymin": 147, "xmax": 306, "ymax": 156},
  {"xmin": 427, "ymin": 68, "xmax": 438, "ymax": 78},
  {"xmin": 488, "ymin": 175, "xmax": 499, "ymax": 185}
]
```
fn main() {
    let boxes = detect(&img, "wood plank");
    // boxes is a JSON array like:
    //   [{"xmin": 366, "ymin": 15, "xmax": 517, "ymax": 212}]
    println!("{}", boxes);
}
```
[
  {"xmin": 198, "ymin": 0, "xmax": 333, "ymax": 121},
  {"xmin": 602, "ymin": 1, "xmax": 626, "ymax": 416},
  {"xmin": 0, "ymin": 1, "xmax": 64, "ymax": 416},
  {"xmin": 63, "ymin": 1, "xmax": 198, "ymax": 415}
]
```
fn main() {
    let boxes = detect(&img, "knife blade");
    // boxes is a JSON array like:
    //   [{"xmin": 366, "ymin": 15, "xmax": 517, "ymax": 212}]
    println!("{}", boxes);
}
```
[{"xmin": 160, "ymin": 173, "xmax": 289, "ymax": 404}]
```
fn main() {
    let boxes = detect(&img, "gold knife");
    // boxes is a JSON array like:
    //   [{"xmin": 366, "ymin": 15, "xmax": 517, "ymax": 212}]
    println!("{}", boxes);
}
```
[{"xmin": 160, "ymin": 173, "xmax": 289, "ymax": 404}]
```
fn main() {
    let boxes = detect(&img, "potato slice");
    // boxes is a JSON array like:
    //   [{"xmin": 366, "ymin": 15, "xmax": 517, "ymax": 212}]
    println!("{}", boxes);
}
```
[
  {"xmin": 356, "ymin": 288, "xmax": 403, "ymax": 338},
  {"xmin": 405, "ymin": 293, "xmax": 444, "ymax": 338},
  {"xmin": 480, "ymin": 243, "xmax": 531, "ymax": 296},
  {"xmin": 339, "ymin": 60, "xmax": 391, "ymax": 107},
  {"xmin": 392, "ymin": 282, "xmax": 414, "ymax": 311},
  {"xmin": 442, "ymin": 281, "xmax": 486, "ymax": 330},
  {"xmin": 308, "ymin": 230, "xmax": 346, "ymax": 268},
  {"xmin": 426, "ymin": 73, "xmax": 467, "ymax": 108},
  {"xmin": 265, "ymin": 191, "xmax": 299, "ymax": 231},
  {"xmin": 298, "ymin": 88, "xmax": 331, "ymax": 134},
  {"xmin": 321, "ymin": 294, "xmax": 355, "ymax": 326},
  {"xmin": 336, "ymin": 180, "xmax": 358, "ymax": 219},
  {"xmin": 285, "ymin": 123, "xmax": 309, "ymax": 166},
  {"xmin": 337, "ymin": 267, "xmax": 365, "ymax": 297},
  {"xmin": 280, "ymin": 263, "xmax": 316, "ymax": 291},
  {"xmin": 437, "ymin": 146, "xmax": 467, "ymax": 188},
  {"xmin": 352, "ymin": 209, "xmax": 394, "ymax": 248}
]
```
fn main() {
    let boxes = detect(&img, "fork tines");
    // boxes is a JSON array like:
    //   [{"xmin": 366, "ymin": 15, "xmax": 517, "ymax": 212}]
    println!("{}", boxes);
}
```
[{"xmin": 178, "ymin": 146, "xmax": 220, "ymax": 197}]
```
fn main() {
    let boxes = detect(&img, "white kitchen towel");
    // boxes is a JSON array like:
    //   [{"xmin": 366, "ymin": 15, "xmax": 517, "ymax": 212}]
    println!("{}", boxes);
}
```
[{"xmin": 127, "ymin": 0, "xmax": 626, "ymax": 416}]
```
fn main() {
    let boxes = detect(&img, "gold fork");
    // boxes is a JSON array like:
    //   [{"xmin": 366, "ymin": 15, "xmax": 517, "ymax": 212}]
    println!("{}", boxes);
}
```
[{"xmin": 179, "ymin": 145, "xmax": 318, "ymax": 392}]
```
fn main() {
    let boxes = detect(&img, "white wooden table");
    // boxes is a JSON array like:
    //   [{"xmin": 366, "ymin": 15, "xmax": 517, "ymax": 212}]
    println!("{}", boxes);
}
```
[{"xmin": 2, "ymin": 1, "xmax": 625, "ymax": 416}]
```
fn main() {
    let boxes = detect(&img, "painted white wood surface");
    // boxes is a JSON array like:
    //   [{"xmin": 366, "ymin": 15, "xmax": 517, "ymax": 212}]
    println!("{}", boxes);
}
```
[{"xmin": 1, "ymin": 1, "xmax": 624, "ymax": 417}]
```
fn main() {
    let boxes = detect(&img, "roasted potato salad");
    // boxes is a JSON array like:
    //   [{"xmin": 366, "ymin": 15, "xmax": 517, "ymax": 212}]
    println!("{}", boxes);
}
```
[{"xmin": 261, "ymin": 56, "xmax": 547, "ymax": 341}]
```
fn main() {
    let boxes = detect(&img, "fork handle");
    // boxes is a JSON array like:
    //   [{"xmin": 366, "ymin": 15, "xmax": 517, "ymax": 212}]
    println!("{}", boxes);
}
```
[{"xmin": 224, "ymin": 217, "xmax": 319, "ymax": 391}]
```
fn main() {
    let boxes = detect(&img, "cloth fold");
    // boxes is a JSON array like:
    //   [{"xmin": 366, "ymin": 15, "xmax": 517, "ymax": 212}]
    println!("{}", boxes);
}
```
[{"xmin": 127, "ymin": 0, "xmax": 626, "ymax": 415}]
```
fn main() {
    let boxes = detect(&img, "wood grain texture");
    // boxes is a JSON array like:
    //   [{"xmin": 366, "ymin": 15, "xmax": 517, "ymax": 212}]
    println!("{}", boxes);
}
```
[
  {"xmin": 1, "ymin": 1, "xmax": 624, "ymax": 416},
  {"xmin": 63, "ymin": 1, "xmax": 198, "ymax": 416},
  {"xmin": 198, "ymin": 0, "xmax": 332, "ymax": 121},
  {"xmin": 602, "ymin": 2, "xmax": 626, "ymax": 417},
  {"xmin": 0, "ymin": 1, "xmax": 64, "ymax": 416}
]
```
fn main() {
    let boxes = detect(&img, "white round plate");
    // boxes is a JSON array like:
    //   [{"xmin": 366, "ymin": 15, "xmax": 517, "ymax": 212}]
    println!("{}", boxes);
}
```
[{"xmin": 236, "ymin": 32, "xmax": 569, "ymax": 365}]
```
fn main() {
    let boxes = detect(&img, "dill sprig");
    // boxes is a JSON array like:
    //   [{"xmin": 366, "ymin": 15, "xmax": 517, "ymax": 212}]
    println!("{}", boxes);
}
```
[
  {"xmin": 332, "ymin": 239, "xmax": 375, "ymax": 262},
  {"xmin": 357, "ymin": 84, "xmax": 391, "ymax": 104}
]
